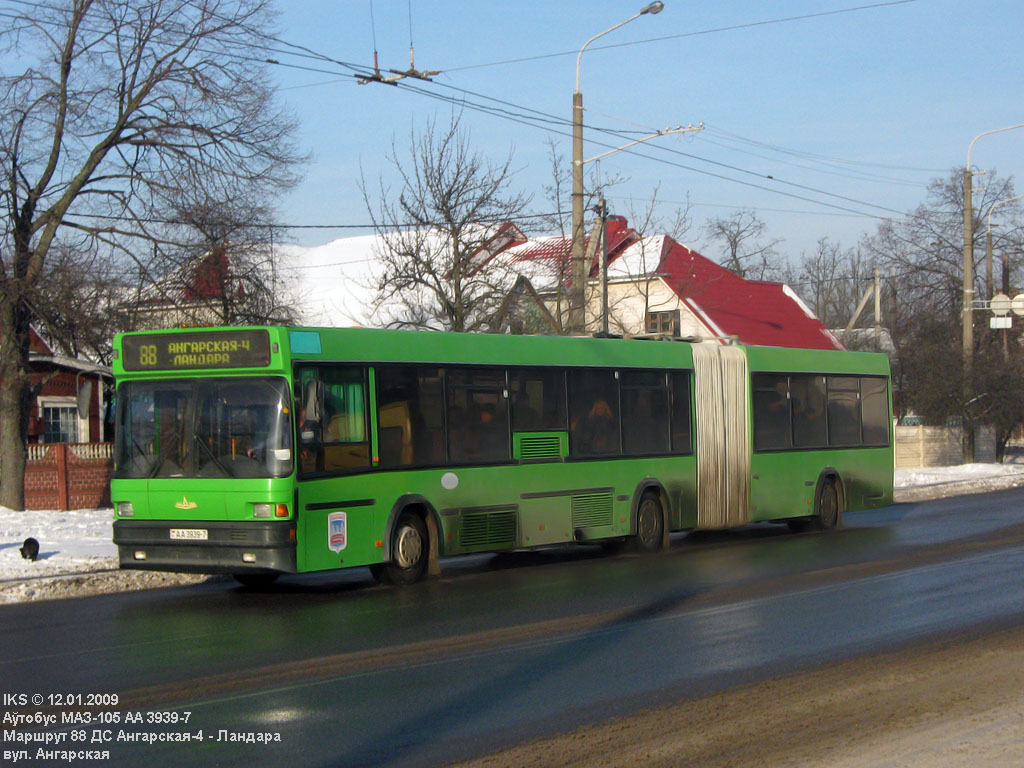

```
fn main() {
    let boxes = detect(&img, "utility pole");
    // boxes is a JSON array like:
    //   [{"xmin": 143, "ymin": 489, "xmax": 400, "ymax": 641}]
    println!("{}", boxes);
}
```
[
  {"xmin": 963, "ymin": 166, "xmax": 974, "ymax": 392},
  {"xmin": 874, "ymin": 268, "xmax": 881, "ymax": 347},
  {"xmin": 570, "ymin": 89, "xmax": 585, "ymax": 333},
  {"xmin": 570, "ymin": 2, "xmax": 664, "ymax": 335},
  {"xmin": 963, "ymin": 124, "xmax": 1024, "ymax": 462},
  {"xmin": 597, "ymin": 198, "xmax": 610, "ymax": 336}
]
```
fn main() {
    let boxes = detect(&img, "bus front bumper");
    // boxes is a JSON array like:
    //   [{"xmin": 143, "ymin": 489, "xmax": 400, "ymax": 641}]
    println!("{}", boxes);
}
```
[{"xmin": 113, "ymin": 520, "xmax": 296, "ymax": 574}]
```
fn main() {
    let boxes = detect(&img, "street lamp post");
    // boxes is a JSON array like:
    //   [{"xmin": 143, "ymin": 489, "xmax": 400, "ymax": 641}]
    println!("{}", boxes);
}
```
[
  {"xmin": 570, "ymin": 1, "xmax": 664, "ymax": 334},
  {"xmin": 962, "ymin": 122, "xmax": 1024, "ymax": 461},
  {"xmin": 986, "ymin": 194, "xmax": 1024, "ymax": 297}
]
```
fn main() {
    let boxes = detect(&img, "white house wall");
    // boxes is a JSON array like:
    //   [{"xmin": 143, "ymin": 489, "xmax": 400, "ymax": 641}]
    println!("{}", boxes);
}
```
[{"xmin": 580, "ymin": 277, "xmax": 712, "ymax": 338}]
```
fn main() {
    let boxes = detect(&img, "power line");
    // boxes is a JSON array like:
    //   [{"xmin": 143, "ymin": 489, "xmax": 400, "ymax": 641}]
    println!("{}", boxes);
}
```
[
  {"xmin": 443, "ymin": 0, "xmax": 919, "ymax": 73},
  {"xmin": 391, "ymin": 76, "xmax": 909, "ymax": 219},
  {"xmin": 4, "ymin": 0, "xmax": 925, "ymax": 230}
]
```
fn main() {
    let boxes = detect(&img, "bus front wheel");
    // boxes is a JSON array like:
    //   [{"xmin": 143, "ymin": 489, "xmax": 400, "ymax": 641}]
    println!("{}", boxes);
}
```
[
  {"xmin": 816, "ymin": 479, "xmax": 841, "ymax": 529},
  {"xmin": 633, "ymin": 492, "xmax": 665, "ymax": 553},
  {"xmin": 375, "ymin": 512, "xmax": 429, "ymax": 585}
]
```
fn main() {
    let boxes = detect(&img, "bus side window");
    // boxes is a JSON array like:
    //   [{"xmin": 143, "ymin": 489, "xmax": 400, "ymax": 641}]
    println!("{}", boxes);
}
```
[
  {"xmin": 791, "ymin": 375, "xmax": 827, "ymax": 448},
  {"xmin": 510, "ymin": 368, "xmax": 567, "ymax": 432},
  {"xmin": 670, "ymin": 372, "xmax": 692, "ymax": 453},
  {"xmin": 620, "ymin": 370, "xmax": 670, "ymax": 455},
  {"xmin": 568, "ymin": 369, "xmax": 621, "ymax": 457},
  {"xmin": 826, "ymin": 376, "xmax": 862, "ymax": 447},
  {"xmin": 447, "ymin": 367, "xmax": 509, "ymax": 463},
  {"xmin": 376, "ymin": 366, "xmax": 445, "ymax": 467},
  {"xmin": 296, "ymin": 366, "xmax": 370, "ymax": 474},
  {"xmin": 753, "ymin": 374, "xmax": 792, "ymax": 451},
  {"xmin": 861, "ymin": 377, "xmax": 890, "ymax": 446}
]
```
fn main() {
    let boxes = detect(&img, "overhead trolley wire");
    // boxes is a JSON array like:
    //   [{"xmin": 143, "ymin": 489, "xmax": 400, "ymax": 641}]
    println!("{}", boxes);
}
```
[{"xmin": 442, "ymin": 0, "xmax": 919, "ymax": 73}]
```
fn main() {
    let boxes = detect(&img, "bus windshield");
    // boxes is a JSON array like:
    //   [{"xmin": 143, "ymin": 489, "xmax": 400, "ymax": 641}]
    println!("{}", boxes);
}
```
[{"xmin": 114, "ymin": 377, "xmax": 293, "ymax": 479}]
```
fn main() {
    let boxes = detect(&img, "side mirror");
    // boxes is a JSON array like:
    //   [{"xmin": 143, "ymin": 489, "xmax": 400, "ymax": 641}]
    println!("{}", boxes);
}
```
[{"xmin": 77, "ymin": 380, "xmax": 93, "ymax": 420}]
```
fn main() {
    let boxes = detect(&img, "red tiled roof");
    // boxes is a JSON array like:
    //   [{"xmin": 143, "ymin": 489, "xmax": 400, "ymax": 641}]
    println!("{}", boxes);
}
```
[
  {"xmin": 658, "ymin": 239, "xmax": 843, "ymax": 350},
  {"xmin": 510, "ymin": 217, "xmax": 639, "ymax": 285}
]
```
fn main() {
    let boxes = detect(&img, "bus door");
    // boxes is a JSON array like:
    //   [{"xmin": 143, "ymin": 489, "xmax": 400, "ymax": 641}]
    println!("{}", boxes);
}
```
[
  {"xmin": 294, "ymin": 365, "xmax": 376, "ymax": 572},
  {"xmin": 691, "ymin": 344, "xmax": 751, "ymax": 529}
]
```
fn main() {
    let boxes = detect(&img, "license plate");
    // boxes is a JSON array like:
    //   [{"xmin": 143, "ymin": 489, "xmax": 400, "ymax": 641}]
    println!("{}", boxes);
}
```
[{"xmin": 170, "ymin": 528, "xmax": 208, "ymax": 541}]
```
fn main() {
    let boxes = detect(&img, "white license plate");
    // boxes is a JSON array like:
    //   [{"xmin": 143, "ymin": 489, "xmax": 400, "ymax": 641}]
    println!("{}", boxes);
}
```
[{"xmin": 169, "ymin": 528, "xmax": 208, "ymax": 541}]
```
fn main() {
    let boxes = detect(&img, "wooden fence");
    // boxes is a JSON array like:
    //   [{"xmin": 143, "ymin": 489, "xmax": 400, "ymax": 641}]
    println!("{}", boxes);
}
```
[{"xmin": 24, "ymin": 443, "xmax": 114, "ymax": 510}]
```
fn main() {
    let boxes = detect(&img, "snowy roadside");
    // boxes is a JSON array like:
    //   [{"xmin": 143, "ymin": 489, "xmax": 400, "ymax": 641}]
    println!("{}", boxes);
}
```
[
  {"xmin": 3, "ymin": 462, "xmax": 1024, "ymax": 604},
  {"xmin": 0, "ymin": 507, "xmax": 212, "ymax": 603}
]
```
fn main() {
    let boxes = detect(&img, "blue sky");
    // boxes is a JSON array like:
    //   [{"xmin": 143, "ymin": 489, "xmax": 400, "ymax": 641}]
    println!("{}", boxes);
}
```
[{"xmin": 270, "ymin": 0, "xmax": 1024, "ymax": 262}]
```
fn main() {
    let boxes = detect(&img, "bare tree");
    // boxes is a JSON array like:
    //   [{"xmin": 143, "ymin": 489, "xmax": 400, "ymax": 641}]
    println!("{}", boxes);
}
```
[
  {"xmin": 703, "ymin": 209, "xmax": 783, "ymax": 281},
  {"xmin": 861, "ymin": 168, "xmax": 1024, "ymax": 447},
  {"xmin": 135, "ymin": 188, "xmax": 302, "ymax": 328},
  {"xmin": 362, "ymin": 113, "xmax": 530, "ymax": 332},
  {"xmin": 595, "ymin": 186, "xmax": 693, "ymax": 336},
  {"xmin": 863, "ymin": 168, "xmax": 1021, "ymax": 318},
  {"xmin": 787, "ymin": 237, "xmax": 872, "ymax": 330},
  {"xmin": 0, "ymin": 0, "xmax": 305, "ymax": 509},
  {"xmin": 526, "ymin": 139, "xmax": 629, "ymax": 333}
]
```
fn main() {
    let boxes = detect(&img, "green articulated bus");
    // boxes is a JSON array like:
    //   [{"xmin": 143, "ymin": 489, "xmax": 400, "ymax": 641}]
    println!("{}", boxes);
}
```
[{"xmin": 110, "ymin": 326, "xmax": 894, "ymax": 587}]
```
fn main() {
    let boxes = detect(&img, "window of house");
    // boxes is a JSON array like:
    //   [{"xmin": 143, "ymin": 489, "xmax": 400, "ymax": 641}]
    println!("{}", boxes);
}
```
[
  {"xmin": 41, "ymin": 403, "xmax": 81, "ymax": 443},
  {"xmin": 645, "ymin": 310, "xmax": 680, "ymax": 335}
]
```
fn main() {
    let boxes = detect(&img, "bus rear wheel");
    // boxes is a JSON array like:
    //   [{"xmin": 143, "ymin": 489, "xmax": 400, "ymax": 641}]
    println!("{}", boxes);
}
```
[
  {"xmin": 816, "ymin": 479, "xmax": 841, "ymax": 529},
  {"xmin": 375, "ymin": 512, "xmax": 429, "ymax": 585},
  {"xmin": 633, "ymin": 492, "xmax": 665, "ymax": 553}
]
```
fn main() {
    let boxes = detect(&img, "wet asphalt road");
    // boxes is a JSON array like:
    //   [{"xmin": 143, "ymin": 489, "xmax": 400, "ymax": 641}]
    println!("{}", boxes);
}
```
[{"xmin": 3, "ymin": 487, "xmax": 1024, "ymax": 767}]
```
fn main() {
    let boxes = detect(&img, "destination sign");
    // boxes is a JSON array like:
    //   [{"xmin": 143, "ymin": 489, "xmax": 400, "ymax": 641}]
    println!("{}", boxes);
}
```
[{"xmin": 122, "ymin": 330, "xmax": 271, "ymax": 371}]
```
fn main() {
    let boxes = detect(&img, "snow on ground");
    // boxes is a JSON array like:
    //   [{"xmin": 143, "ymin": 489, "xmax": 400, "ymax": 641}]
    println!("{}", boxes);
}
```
[
  {"xmin": 3, "ymin": 462, "xmax": 1024, "ymax": 603},
  {"xmin": 0, "ymin": 506, "xmax": 116, "ymax": 580},
  {"xmin": 0, "ymin": 507, "xmax": 208, "ymax": 603},
  {"xmin": 894, "ymin": 462, "xmax": 1024, "ymax": 488}
]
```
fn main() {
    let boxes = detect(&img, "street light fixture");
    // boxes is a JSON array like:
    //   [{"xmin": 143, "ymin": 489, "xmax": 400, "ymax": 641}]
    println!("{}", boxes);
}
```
[
  {"xmin": 570, "ymin": 1, "xmax": 664, "ymax": 334},
  {"xmin": 961, "ymin": 123, "xmax": 1024, "ymax": 460},
  {"xmin": 986, "ymin": 193, "xmax": 1024, "ymax": 298}
]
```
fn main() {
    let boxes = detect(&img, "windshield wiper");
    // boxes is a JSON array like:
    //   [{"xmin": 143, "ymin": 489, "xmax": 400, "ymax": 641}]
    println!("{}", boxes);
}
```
[{"xmin": 190, "ymin": 433, "xmax": 231, "ymax": 477}]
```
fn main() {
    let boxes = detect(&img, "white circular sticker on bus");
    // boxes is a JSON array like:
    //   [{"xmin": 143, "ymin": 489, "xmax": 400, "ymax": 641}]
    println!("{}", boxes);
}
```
[{"xmin": 441, "ymin": 472, "xmax": 459, "ymax": 490}]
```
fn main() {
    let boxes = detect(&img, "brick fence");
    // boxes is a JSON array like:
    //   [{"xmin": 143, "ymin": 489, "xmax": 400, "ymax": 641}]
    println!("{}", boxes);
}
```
[
  {"xmin": 25, "ymin": 443, "xmax": 114, "ymax": 510},
  {"xmin": 894, "ymin": 425, "xmax": 996, "ymax": 469}
]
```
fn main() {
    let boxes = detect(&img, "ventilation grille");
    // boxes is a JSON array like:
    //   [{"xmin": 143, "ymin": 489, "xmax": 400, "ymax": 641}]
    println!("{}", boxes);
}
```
[
  {"xmin": 461, "ymin": 509, "xmax": 517, "ymax": 548},
  {"xmin": 517, "ymin": 434, "xmax": 563, "ymax": 460},
  {"xmin": 571, "ymin": 492, "xmax": 613, "ymax": 529}
]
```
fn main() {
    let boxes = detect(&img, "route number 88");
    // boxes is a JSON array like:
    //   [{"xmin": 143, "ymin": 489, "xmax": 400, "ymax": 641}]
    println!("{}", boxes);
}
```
[{"xmin": 139, "ymin": 344, "xmax": 157, "ymax": 366}]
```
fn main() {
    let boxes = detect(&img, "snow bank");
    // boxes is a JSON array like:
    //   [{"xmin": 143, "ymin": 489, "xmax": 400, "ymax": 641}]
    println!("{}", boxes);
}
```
[{"xmin": 894, "ymin": 463, "xmax": 1024, "ymax": 488}]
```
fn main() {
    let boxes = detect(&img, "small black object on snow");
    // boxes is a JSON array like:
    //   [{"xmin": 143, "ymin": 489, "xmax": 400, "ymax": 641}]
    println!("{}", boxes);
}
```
[{"xmin": 20, "ymin": 537, "xmax": 39, "ymax": 561}]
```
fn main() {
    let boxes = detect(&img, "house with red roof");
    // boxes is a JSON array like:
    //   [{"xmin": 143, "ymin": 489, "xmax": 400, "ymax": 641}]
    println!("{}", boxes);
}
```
[
  {"xmin": 19, "ymin": 327, "xmax": 113, "ymax": 444},
  {"xmin": 505, "ymin": 219, "xmax": 843, "ymax": 350}
]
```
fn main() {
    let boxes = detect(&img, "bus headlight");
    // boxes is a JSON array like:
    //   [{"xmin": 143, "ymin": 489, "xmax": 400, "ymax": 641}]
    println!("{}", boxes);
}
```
[
  {"xmin": 253, "ymin": 503, "xmax": 288, "ymax": 518},
  {"xmin": 117, "ymin": 502, "xmax": 134, "ymax": 517}
]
